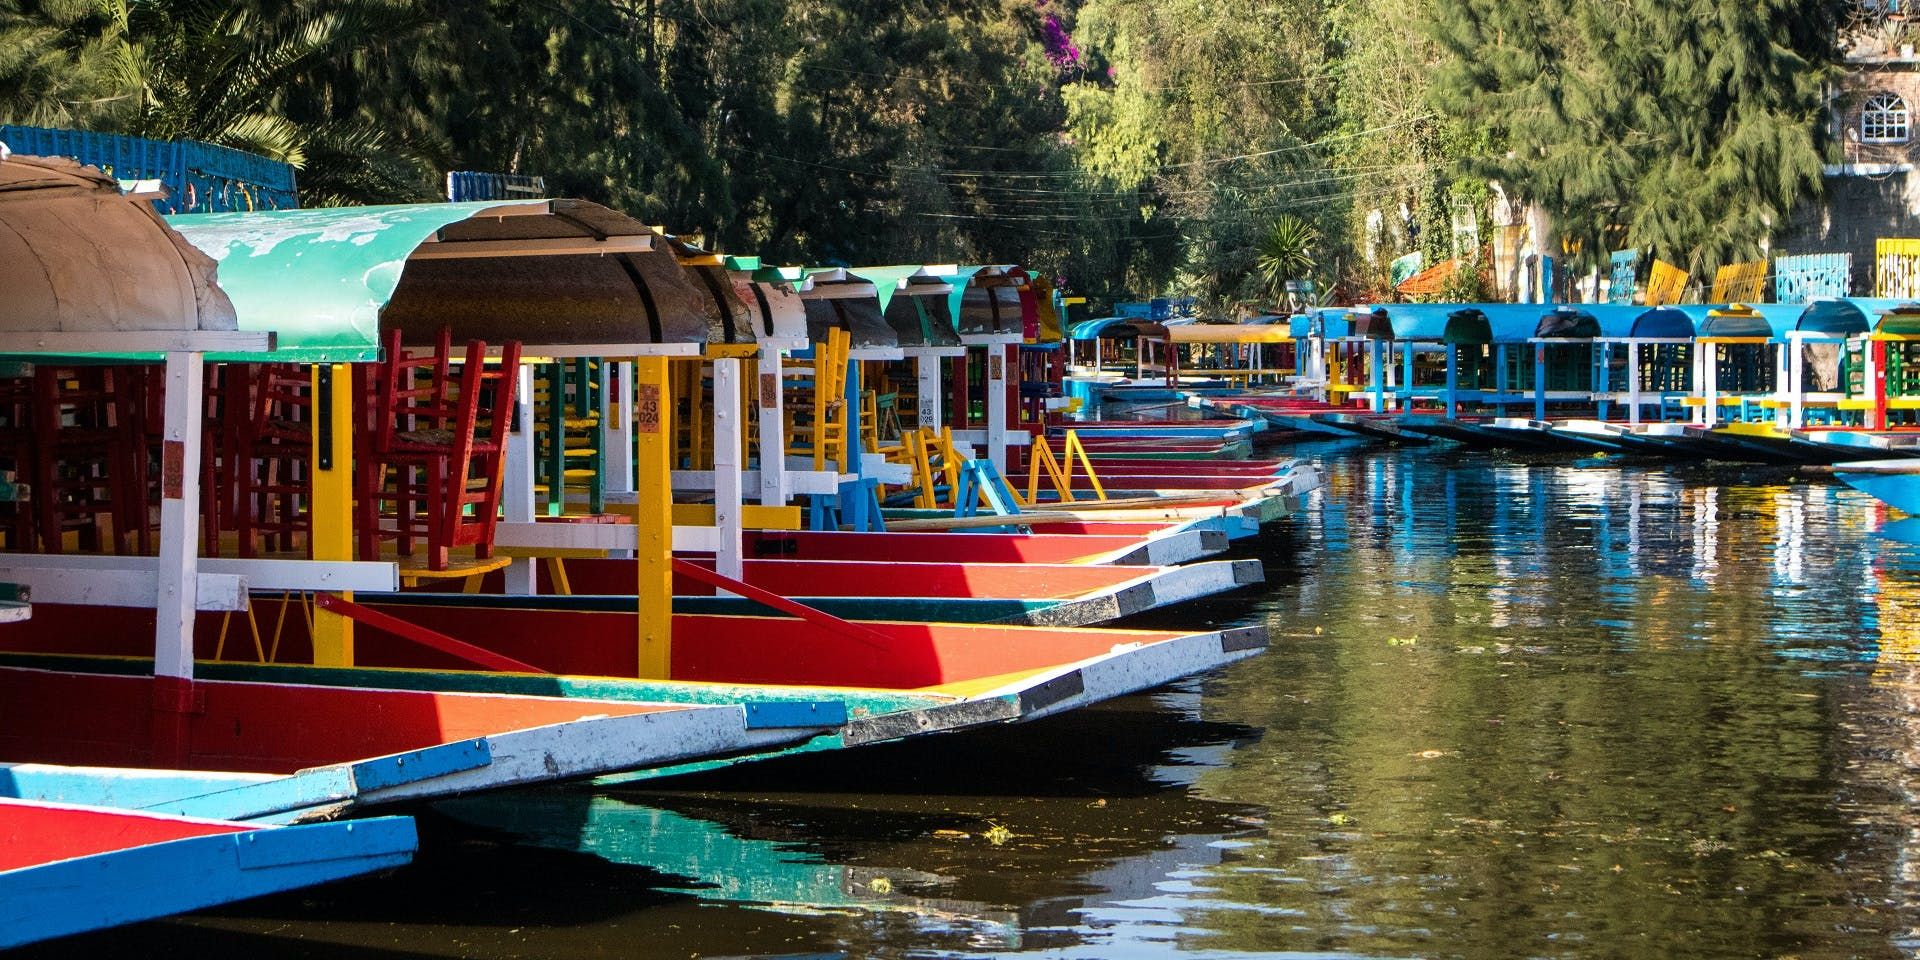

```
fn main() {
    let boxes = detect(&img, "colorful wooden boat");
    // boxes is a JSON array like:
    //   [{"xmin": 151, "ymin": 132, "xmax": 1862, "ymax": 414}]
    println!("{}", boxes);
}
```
[
  {"xmin": 728, "ymin": 526, "xmax": 1226, "ymax": 565},
  {"xmin": 1831, "ymin": 459, "xmax": 1920, "ymax": 514},
  {"xmin": 1050, "ymin": 418, "xmax": 1264, "ymax": 442},
  {"xmin": 1307, "ymin": 410, "xmax": 1435, "ymax": 443},
  {"xmin": 1789, "ymin": 428, "xmax": 1920, "ymax": 461},
  {"xmin": 0, "ymin": 604, "xmax": 1269, "ymax": 781},
  {"xmin": 0, "ymin": 664, "xmax": 834, "ymax": 819},
  {"xmin": 522, "ymin": 557, "xmax": 1265, "ymax": 626},
  {"xmin": 1200, "ymin": 395, "xmax": 1365, "ymax": 438},
  {"xmin": 0, "ymin": 799, "xmax": 416, "ymax": 949},
  {"xmin": 0, "ymin": 157, "xmax": 1269, "ymax": 821}
]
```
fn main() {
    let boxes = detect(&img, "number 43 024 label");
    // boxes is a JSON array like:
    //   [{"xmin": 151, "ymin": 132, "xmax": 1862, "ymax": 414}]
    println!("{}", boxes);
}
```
[{"xmin": 635, "ymin": 384, "xmax": 661, "ymax": 434}]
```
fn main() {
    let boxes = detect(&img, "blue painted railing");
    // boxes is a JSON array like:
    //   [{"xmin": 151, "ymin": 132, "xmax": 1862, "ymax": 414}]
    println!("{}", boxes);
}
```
[
  {"xmin": 0, "ymin": 125, "xmax": 298, "ymax": 213},
  {"xmin": 445, "ymin": 171, "xmax": 547, "ymax": 202}
]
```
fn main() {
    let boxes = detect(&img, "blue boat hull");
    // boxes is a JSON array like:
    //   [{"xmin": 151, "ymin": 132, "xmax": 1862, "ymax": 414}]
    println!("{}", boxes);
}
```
[
  {"xmin": 1835, "ymin": 469, "xmax": 1920, "ymax": 516},
  {"xmin": 0, "ymin": 804, "xmax": 415, "ymax": 948}
]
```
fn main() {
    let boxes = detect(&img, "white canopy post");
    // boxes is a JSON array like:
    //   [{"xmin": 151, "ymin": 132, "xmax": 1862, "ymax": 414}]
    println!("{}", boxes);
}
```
[
  {"xmin": 712, "ymin": 357, "xmax": 745, "ymax": 588},
  {"xmin": 757, "ymin": 349, "xmax": 787, "ymax": 505},
  {"xmin": 1701, "ymin": 344, "xmax": 1720, "ymax": 427},
  {"xmin": 1866, "ymin": 339, "xmax": 1882, "ymax": 430},
  {"xmin": 154, "ymin": 351, "xmax": 205, "ymax": 681},
  {"xmin": 1785, "ymin": 336, "xmax": 1804, "ymax": 429},
  {"xmin": 502, "ymin": 364, "xmax": 539, "ymax": 593},
  {"xmin": 606, "ymin": 361, "xmax": 637, "ymax": 558},
  {"xmin": 986, "ymin": 347, "xmax": 1010, "ymax": 471},
  {"xmin": 1627, "ymin": 341, "xmax": 1643, "ymax": 426},
  {"xmin": 606, "ymin": 361, "xmax": 634, "ymax": 496},
  {"xmin": 916, "ymin": 354, "xmax": 943, "ymax": 428}
]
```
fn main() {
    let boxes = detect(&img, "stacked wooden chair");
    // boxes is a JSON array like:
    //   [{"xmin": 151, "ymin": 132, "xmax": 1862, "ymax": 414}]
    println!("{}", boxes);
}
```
[{"xmin": 357, "ymin": 328, "xmax": 523, "ymax": 571}]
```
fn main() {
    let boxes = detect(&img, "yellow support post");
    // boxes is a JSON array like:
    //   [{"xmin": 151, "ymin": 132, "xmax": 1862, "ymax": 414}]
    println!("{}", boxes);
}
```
[
  {"xmin": 310, "ymin": 364, "xmax": 355, "ymax": 666},
  {"xmin": 1063, "ymin": 430, "xmax": 1107, "ymax": 501},
  {"xmin": 634, "ymin": 356, "xmax": 673, "ymax": 678}
]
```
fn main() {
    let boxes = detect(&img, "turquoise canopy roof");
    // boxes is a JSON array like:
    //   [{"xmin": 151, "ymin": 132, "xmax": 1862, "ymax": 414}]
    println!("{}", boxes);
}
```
[
  {"xmin": 1354, "ymin": 303, "xmax": 1564, "ymax": 343},
  {"xmin": 169, "ymin": 199, "xmax": 710, "ymax": 361},
  {"xmin": 1625, "ymin": 306, "xmax": 1703, "ymax": 339},
  {"xmin": 1069, "ymin": 316, "xmax": 1163, "ymax": 340},
  {"xmin": 1797, "ymin": 297, "xmax": 1905, "ymax": 335}
]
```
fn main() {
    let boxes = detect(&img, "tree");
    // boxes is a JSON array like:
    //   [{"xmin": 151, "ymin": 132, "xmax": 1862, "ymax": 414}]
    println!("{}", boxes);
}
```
[
  {"xmin": 1255, "ymin": 214, "xmax": 1320, "ymax": 303},
  {"xmin": 0, "ymin": 0, "xmax": 123, "ymax": 128},
  {"xmin": 1428, "ymin": 0, "xmax": 1847, "ymax": 276}
]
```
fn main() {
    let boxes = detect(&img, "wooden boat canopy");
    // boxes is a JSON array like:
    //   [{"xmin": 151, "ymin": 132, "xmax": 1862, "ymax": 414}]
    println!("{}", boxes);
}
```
[
  {"xmin": 1696, "ymin": 304, "xmax": 1779, "ymax": 339},
  {"xmin": 1874, "ymin": 302, "xmax": 1920, "ymax": 337},
  {"xmin": 1625, "ymin": 305, "xmax": 1704, "ymax": 339},
  {"xmin": 1442, "ymin": 308, "xmax": 1494, "ymax": 345},
  {"xmin": 713, "ymin": 256, "xmax": 810, "ymax": 349},
  {"xmin": 958, "ymin": 265, "xmax": 1030, "ymax": 343},
  {"xmin": 1533, "ymin": 307, "xmax": 1602, "ymax": 340},
  {"xmin": 168, "ymin": 198, "xmax": 715, "ymax": 360},
  {"xmin": 882, "ymin": 276, "xmax": 966, "ymax": 352},
  {"xmin": 1794, "ymin": 297, "xmax": 1903, "ymax": 337},
  {"xmin": 1163, "ymin": 320, "xmax": 1291, "ymax": 344},
  {"xmin": 1350, "ymin": 303, "xmax": 1532, "ymax": 343},
  {"xmin": 1068, "ymin": 316, "xmax": 1168, "ymax": 340},
  {"xmin": 1347, "ymin": 307, "xmax": 1394, "ymax": 340},
  {"xmin": 664, "ymin": 235, "xmax": 808, "ymax": 351},
  {"xmin": 0, "ymin": 153, "xmax": 263, "ymax": 356},
  {"xmin": 798, "ymin": 265, "xmax": 927, "ymax": 357}
]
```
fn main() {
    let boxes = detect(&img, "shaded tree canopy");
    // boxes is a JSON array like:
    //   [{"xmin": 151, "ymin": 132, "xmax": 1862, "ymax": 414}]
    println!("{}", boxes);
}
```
[
  {"xmin": 1429, "ymin": 0, "xmax": 1848, "ymax": 276},
  {"xmin": 0, "ymin": 0, "xmax": 1863, "ymax": 303}
]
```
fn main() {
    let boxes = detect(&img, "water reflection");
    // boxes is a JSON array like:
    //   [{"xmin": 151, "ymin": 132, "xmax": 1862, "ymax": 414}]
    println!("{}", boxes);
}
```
[{"xmin": 23, "ymin": 445, "xmax": 1920, "ymax": 960}]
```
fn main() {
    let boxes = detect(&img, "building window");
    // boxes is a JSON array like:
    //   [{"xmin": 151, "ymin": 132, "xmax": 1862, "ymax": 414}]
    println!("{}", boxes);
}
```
[{"xmin": 1863, "ymin": 92, "xmax": 1912, "ymax": 143}]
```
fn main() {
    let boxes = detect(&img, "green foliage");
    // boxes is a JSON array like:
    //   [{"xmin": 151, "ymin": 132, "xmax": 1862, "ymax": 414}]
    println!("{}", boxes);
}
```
[
  {"xmin": 1255, "ymin": 214, "xmax": 1321, "ymax": 302},
  {"xmin": 1429, "ymin": 0, "xmax": 1847, "ymax": 276},
  {"xmin": 0, "ymin": 0, "xmax": 1857, "ymax": 300},
  {"xmin": 0, "ymin": 1, "xmax": 114, "ymax": 126}
]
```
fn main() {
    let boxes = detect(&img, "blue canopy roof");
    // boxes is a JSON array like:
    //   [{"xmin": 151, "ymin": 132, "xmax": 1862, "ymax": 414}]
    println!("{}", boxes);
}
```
[
  {"xmin": 1068, "ymin": 315, "xmax": 1162, "ymax": 340},
  {"xmin": 1357, "ymin": 303, "xmax": 1587, "ymax": 343},
  {"xmin": 1698, "ymin": 304, "xmax": 1796, "ymax": 338},
  {"xmin": 1874, "ymin": 302, "xmax": 1920, "ymax": 336},
  {"xmin": 1291, "ymin": 307, "xmax": 1352, "ymax": 340},
  {"xmin": 1798, "ymin": 297, "xmax": 1905, "ymax": 335},
  {"xmin": 1626, "ymin": 305, "xmax": 1710, "ymax": 339}
]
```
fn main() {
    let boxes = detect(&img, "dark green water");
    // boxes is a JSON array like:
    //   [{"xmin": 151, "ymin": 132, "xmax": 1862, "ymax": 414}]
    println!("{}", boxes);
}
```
[{"xmin": 29, "ymin": 442, "xmax": 1920, "ymax": 959}]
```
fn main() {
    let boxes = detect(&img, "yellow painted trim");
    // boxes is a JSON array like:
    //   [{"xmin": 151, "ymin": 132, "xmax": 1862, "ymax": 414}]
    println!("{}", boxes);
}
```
[
  {"xmin": 1714, "ymin": 422, "xmax": 1786, "ymax": 439},
  {"xmin": 919, "ymin": 666, "xmax": 1061, "ymax": 697},
  {"xmin": 496, "ymin": 546, "xmax": 609, "ymax": 559},
  {"xmin": 397, "ymin": 555, "xmax": 513, "ymax": 587},
  {"xmin": 310, "ymin": 364, "xmax": 355, "ymax": 667},
  {"xmin": 1163, "ymin": 326, "xmax": 1291, "ymax": 344},
  {"xmin": 703, "ymin": 344, "xmax": 760, "ymax": 359},
  {"xmin": 670, "ymin": 504, "xmax": 803, "ymax": 529}
]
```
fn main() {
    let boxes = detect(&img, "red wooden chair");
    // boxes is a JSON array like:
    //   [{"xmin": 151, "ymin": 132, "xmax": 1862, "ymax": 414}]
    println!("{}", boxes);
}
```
[
  {"xmin": 28, "ymin": 367, "xmax": 146, "ymax": 554},
  {"xmin": 359, "ymin": 329, "xmax": 522, "ymax": 570},
  {"xmin": 229, "ymin": 364, "xmax": 314, "ymax": 558}
]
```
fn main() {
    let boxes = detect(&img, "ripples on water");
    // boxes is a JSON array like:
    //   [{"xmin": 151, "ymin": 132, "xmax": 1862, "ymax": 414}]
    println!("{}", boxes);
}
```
[{"xmin": 26, "ymin": 441, "xmax": 1920, "ymax": 960}]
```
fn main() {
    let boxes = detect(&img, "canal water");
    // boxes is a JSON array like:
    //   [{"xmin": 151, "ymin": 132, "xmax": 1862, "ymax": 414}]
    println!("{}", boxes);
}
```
[{"xmin": 28, "ymin": 441, "xmax": 1920, "ymax": 959}]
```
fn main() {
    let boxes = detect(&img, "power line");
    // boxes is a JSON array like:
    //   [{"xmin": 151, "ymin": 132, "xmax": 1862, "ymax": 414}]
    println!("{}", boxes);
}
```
[{"xmin": 793, "ymin": 61, "xmax": 1349, "ymax": 96}]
